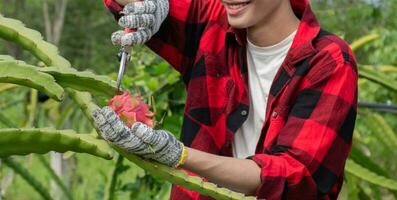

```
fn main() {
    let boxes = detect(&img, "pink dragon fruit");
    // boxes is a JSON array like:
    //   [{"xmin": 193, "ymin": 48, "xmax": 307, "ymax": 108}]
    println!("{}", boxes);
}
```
[{"xmin": 108, "ymin": 92, "xmax": 155, "ymax": 128}]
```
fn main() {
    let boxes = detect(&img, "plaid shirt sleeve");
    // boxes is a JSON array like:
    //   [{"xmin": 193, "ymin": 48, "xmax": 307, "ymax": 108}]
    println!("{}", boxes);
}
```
[
  {"xmin": 252, "ymin": 40, "xmax": 358, "ymax": 199},
  {"xmin": 102, "ymin": 0, "xmax": 223, "ymax": 75}
]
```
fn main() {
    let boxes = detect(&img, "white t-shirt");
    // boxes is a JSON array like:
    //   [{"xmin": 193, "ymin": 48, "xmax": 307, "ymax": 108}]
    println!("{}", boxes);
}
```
[{"xmin": 233, "ymin": 31, "xmax": 297, "ymax": 159}]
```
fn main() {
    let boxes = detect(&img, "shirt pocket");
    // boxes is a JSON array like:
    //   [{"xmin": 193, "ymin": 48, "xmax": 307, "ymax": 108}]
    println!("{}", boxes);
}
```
[
  {"xmin": 263, "ymin": 105, "xmax": 290, "ymax": 149},
  {"xmin": 186, "ymin": 54, "xmax": 233, "ymax": 125}
]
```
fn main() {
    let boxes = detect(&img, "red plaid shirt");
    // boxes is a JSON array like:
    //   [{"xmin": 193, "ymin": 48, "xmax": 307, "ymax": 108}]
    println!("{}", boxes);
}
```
[{"xmin": 103, "ymin": 0, "xmax": 358, "ymax": 199}]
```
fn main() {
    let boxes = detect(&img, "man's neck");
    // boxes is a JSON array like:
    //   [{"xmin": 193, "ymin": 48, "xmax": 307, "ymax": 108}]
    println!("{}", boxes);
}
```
[{"xmin": 247, "ymin": 1, "xmax": 300, "ymax": 47}]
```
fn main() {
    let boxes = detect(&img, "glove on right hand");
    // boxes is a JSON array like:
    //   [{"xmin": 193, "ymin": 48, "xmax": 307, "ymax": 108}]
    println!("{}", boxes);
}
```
[
  {"xmin": 111, "ymin": 0, "xmax": 169, "ymax": 46},
  {"xmin": 92, "ymin": 106, "xmax": 185, "ymax": 168}
]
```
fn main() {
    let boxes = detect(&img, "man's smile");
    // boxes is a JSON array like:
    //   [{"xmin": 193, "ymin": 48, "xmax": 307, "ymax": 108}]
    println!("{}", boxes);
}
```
[{"xmin": 222, "ymin": 0, "xmax": 252, "ymax": 16}]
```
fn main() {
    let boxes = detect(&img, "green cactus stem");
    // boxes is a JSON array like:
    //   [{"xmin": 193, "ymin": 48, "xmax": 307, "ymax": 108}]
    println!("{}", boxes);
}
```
[
  {"xmin": 0, "ymin": 60, "xmax": 65, "ymax": 101},
  {"xmin": 0, "ymin": 14, "xmax": 70, "ymax": 67},
  {"xmin": 39, "ymin": 67, "xmax": 117, "ymax": 98},
  {"xmin": 0, "ymin": 128, "xmax": 113, "ymax": 160}
]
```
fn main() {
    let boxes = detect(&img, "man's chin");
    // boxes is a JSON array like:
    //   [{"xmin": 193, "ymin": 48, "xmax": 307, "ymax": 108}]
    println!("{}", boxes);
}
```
[
  {"xmin": 228, "ymin": 19, "xmax": 250, "ymax": 29},
  {"xmin": 230, "ymin": 24, "xmax": 247, "ymax": 29},
  {"xmin": 227, "ymin": 16, "xmax": 249, "ymax": 29}
]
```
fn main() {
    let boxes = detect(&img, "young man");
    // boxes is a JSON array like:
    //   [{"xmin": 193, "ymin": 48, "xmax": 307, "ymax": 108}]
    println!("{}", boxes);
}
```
[{"xmin": 93, "ymin": 0, "xmax": 358, "ymax": 199}]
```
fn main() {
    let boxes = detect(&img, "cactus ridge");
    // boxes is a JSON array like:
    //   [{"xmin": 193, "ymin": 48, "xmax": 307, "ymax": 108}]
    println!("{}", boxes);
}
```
[
  {"xmin": 0, "ymin": 14, "xmax": 71, "ymax": 67},
  {"xmin": 0, "ymin": 128, "xmax": 113, "ymax": 160},
  {"xmin": 0, "ymin": 54, "xmax": 18, "ymax": 61},
  {"xmin": 0, "ymin": 60, "xmax": 65, "ymax": 101},
  {"xmin": 39, "ymin": 67, "xmax": 117, "ymax": 97}
]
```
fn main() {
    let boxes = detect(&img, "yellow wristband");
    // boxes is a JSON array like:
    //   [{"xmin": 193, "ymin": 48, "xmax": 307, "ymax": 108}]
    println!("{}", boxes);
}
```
[{"xmin": 175, "ymin": 145, "xmax": 188, "ymax": 168}]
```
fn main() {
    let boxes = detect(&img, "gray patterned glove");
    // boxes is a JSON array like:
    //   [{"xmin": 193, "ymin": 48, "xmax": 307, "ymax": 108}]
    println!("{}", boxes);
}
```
[
  {"xmin": 92, "ymin": 107, "xmax": 187, "ymax": 168},
  {"xmin": 111, "ymin": 0, "xmax": 169, "ymax": 46}
]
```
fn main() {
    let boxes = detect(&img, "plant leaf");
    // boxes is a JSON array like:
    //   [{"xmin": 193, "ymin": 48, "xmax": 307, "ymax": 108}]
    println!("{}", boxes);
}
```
[
  {"xmin": 358, "ymin": 66, "xmax": 397, "ymax": 93},
  {"xmin": 349, "ymin": 145, "xmax": 388, "ymax": 177},
  {"xmin": 37, "ymin": 155, "xmax": 74, "ymax": 200},
  {"xmin": 350, "ymin": 34, "xmax": 379, "ymax": 52},
  {"xmin": 104, "ymin": 154, "xmax": 124, "ymax": 200},
  {"xmin": 2, "ymin": 158, "xmax": 52, "ymax": 200},
  {"xmin": 372, "ymin": 114, "xmax": 397, "ymax": 148}
]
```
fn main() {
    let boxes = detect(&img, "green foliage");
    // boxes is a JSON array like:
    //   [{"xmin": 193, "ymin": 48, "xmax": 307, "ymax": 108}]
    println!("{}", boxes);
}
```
[
  {"xmin": 350, "ymin": 34, "xmax": 379, "ymax": 52},
  {"xmin": 0, "ymin": 110, "xmax": 18, "ymax": 128},
  {"xmin": 37, "ymin": 155, "xmax": 74, "ymax": 200},
  {"xmin": 371, "ymin": 114, "xmax": 397, "ymax": 148},
  {"xmin": 359, "ymin": 66, "xmax": 397, "ymax": 93},
  {"xmin": 2, "ymin": 158, "xmax": 52, "ymax": 200},
  {"xmin": 66, "ymin": 89, "xmax": 103, "ymax": 132},
  {"xmin": 103, "ymin": 155, "xmax": 123, "ymax": 200},
  {"xmin": 349, "ymin": 145, "xmax": 388, "ymax": 177},
  {"xmin": 345, "ymin": 159, "xmax": 397, "ymax": 191}
]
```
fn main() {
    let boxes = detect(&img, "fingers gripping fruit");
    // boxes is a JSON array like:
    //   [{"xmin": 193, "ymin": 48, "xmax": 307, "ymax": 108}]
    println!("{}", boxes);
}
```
[{"xmin": 108, "ymin": 92, "xmax": 155, "ymax": 128}]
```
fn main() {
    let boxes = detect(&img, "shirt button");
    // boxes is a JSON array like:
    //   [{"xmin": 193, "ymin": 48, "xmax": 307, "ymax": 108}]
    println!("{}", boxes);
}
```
[
  {"xmin": 272, "ymin": 111, "xmax": 278, "ymax": 118},
  {"xmin": 225, "ymin": 141, "xmax": 231, "ymax": 147},
  {"xmin": 241, "ymin": 110, "xmax": 248, "ymax": 116}
]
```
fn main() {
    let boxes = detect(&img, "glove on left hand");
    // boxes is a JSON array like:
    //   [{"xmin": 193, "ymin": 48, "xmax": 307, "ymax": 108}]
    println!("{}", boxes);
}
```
[{"xmin": 93, "ymin": 107, "xmax": 185, "ymax": 168}]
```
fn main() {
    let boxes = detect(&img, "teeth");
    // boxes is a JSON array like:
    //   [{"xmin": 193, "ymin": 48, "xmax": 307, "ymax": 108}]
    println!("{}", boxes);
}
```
[{"xmin": 227, "ymin": 2, "xmax": 248, "ymax": 9}]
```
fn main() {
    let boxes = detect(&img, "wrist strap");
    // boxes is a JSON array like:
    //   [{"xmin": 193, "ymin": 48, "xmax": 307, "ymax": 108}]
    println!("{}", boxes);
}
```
[{"xmin": 175, "ymin": 145, "xmax": 188, "ymax": 168}]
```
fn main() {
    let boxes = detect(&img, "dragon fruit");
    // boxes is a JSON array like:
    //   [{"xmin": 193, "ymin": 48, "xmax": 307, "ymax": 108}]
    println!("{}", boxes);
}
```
[{"xmin": 108, "ymin": 92, "xmax": 155, "ymax": 128}]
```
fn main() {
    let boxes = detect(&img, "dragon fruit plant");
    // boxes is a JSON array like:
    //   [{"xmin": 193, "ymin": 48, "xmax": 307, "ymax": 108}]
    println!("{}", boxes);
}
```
[{"xmin": 0, "ymin": 14, "xmax": 257, "ymax": 200}]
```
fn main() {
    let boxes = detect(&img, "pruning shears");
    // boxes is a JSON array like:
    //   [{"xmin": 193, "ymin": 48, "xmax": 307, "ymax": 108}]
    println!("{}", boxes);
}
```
[
  {"xmin": 116, "ymin": 28, "xmax": 134, "ymax": 94},
  {"xmin": 116, "ymin": 46, "xmax": 130, "ymax": 94}
]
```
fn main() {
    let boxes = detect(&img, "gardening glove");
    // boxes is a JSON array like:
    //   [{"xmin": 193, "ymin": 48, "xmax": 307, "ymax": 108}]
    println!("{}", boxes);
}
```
[
  {"xmin": 111, "ymin": 0, "xmax": 169, "ymax": 46},
  {"xmin": 92, "ymin": 107, "xmax": 187, "ymax": 168}
]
